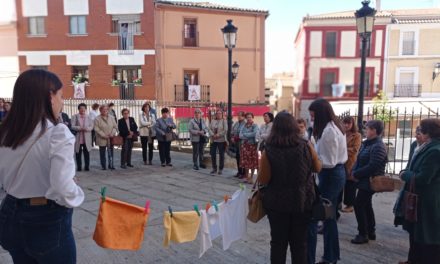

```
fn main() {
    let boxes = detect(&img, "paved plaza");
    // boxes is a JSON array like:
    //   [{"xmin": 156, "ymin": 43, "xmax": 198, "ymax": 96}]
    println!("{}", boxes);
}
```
[{"xmin": 1, "ymin": 147, "xmax": 409, "ymax": 264}]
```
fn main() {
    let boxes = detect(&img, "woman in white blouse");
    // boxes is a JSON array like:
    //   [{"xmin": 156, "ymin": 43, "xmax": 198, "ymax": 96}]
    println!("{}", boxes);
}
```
[
  {"xmin": 0, "ymin": 69, "xmax": 84, "ymax": 263},
  {"xmin": 307, "ymin": 98, "xmax": 348, "ymax": 264},
  {"xmin": 257, "ymin": 112, "xmax": 274, "ymax": 152}
]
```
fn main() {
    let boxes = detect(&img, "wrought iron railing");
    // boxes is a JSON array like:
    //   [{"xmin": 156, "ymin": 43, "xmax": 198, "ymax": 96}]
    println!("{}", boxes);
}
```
[
  {"xmin": 119, "ymin": 83, "xmax": 135, "ymax": 99},
  {"xmin": 393, "ymin": 84, "xmax": 421, "ymax": 97},
  {"xmin": 118, "ymin": 32, "xmax": 134, "ymax": 55}
]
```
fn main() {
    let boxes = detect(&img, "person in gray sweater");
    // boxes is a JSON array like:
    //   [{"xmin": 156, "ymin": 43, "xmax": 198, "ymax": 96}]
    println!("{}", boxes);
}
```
[
  {"xmin": 208, "ymin": 110, "xmax": 228, "ymax": 175},
  {"xmin": 188, "ymin": 109, "xmax": 209, "ymax": 170}
]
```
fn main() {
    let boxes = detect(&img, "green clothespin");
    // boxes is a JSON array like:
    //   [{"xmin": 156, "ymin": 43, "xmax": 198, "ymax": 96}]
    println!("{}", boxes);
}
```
[
  {"xmin": 239, "ymin": 183, "xmax": 245, "ymax": 191},
  {"xmin": 194, "ymin": 204, "xmax": 201, "ymax": 216},
  {"xmin": 100, "ymin": 187, "xmax": 107, "ymax": 202}
]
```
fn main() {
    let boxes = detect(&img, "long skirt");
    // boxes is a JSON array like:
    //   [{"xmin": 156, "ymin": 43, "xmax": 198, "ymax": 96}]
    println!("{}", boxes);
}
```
[{"xmin": 240, "ymin": 141, "xmax": 259, "ymax": 170}]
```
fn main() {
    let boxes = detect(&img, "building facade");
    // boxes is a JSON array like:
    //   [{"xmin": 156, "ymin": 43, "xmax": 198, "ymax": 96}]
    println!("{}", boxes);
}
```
[
  {"xmin": 265, "ymin": 72, "xmax": 294, "ymax": 114},
  {"xmin": 384, "ymin": 9, "xmax": 440, "ymax": 99},
  {"xmin": 16, "ymin": 0, "xmax": 156, "ymax": 99},
  {"xmin": 0, "ymin": 0, "xmax": 18, "ymax": 98},
  {"xmin": 154, "ymin": 1, "xmax": 268, "ymax": 103},
  {"xmin": 293, "ymin": 11, "xmax": 389, "ymax": 118}
]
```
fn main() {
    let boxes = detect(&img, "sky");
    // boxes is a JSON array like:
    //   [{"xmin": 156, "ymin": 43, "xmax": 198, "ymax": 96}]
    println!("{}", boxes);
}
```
[{"xmin": 2, "ymin": 0, "xmax": 439, "ymax": 77}]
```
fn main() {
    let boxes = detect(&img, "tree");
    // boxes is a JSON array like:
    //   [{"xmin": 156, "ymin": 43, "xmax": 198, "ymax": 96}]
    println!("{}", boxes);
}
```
[{"xmin": 372, "ymin": 91, "xmax": 394, "ymax": 122}]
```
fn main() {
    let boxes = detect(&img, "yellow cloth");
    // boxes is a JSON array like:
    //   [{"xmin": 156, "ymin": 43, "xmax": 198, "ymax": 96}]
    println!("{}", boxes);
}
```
[
  {"xmin": 163, "ymin": 211, "xmax": 201, "ymax": 247},
  {"xmin": 93, "ymin": 197, "xmax": 150, "ymax": 250}
]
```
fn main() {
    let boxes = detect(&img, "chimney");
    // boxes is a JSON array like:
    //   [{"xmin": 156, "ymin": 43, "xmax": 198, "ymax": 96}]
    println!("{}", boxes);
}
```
[{"xmin": 376, "ymin": 0, "xmax": 381, "ymax": 11}]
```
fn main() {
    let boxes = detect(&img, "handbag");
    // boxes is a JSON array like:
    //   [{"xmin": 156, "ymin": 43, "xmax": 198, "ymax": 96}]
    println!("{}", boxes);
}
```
[
  {"xmin": 247, "ymin": 181, "xmax": 266, "ymax": 223},
  {"xmin": 370, "ymin": 175, "xmax": 395, "ymax": 192},
  {"xmin": 165, "ymin": 132, "xmax": 178, "ymax": 142},
  {"xmin": 403, "ymin": 174, "xmax": 418, "ymax": 223},
  {"xmin": 311, "ymin": 175, "xmax": 335, "ymax": 221},
  {"xmin": 110, "ymin": 135, "xmax": 123, "ymax": 146}
]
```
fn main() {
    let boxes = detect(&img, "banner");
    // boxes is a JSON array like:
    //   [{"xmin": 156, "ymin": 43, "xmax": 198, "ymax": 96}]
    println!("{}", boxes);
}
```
[
  {"xmin": 188, "ymin": 85, "xmax": 201, "ymax": 101},
  {"xmin": 74, "ymin": 82, "xmax": 86, "ymax": 99}
]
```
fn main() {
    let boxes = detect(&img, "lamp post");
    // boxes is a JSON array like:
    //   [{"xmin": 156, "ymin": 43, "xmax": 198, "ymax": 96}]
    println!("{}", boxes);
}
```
[
  {"xmin": 221, "ymin": 20, "xmax": 238, "ymax": 142},
  {"xmin": 355, "ymin": 0, "xmax": 376, "ymax": 134}
]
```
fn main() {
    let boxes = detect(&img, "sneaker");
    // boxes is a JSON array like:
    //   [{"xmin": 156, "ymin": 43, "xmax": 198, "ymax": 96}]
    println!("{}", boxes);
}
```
[
  {"xmin": 368, "ymin": 232, "xmax": 376, "ymax": 241},
  {"xmin": 200, "ymin": 164, "xmax": 207, "ymax": 169},
  {"xmin": 161, "ymin": 164, "xmax": 166, "ymax": 167},
  {"xmin": 85, "ymin": 167, "xmax": 90, "ymax": 171},
  {"xmin": 210, "ymin": 169, "xmax": 216, "ymax": 174},
  {"xmin": 351, "ymin": 235, "xmax": 369, "ymax": 244},
  {"xmin": 167, "ymin": 163, "xmax": 173, "ymax": 167},
  {"xmin": 120, "ymin": 165, "xmax": 127, "ymax": 169},
  {"xmin": 341, "ymin": 206, "xmax": 354, "ymax": 213},
  {"xmin": 101, "ymin": 167, "xmax": 107, "ymax": 170},
  {"xmin": 218, "ymin": 170, "xmax": 223, "ymax": 175},
  {"xmin": 127, "ymin": 164, "xmax": 134, "ymax": 168},
  {"xmin": 193, "ymin": 165, "xmax": 199, "ymax": 170}
]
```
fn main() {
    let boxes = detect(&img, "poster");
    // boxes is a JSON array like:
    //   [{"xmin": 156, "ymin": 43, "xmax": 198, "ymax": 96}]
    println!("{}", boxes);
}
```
[
  {"xmin": 74, "ymin": 82, "xmax": 86, "ymax": 99},
  {"xmin": 188, "ymin": 85, "xmax": 201, "ymax": 101}
]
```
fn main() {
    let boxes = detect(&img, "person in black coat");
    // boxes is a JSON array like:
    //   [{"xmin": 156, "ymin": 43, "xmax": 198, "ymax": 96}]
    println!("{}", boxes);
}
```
[
  {"xmin": 118, "ymin": 108, "xmax": 138, "ymax": 169},
  {"xmin": 351, "ymin": 120, "xmax": 388, "ymax": 244}
]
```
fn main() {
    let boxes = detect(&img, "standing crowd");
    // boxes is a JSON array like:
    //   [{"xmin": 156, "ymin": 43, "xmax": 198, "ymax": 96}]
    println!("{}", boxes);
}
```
[{"xmin": 0, "ymin": 69, "xmax": 439, "ymax": 264}]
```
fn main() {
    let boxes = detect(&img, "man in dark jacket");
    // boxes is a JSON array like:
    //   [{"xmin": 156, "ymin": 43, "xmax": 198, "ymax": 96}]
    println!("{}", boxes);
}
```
[
  {"xmin": 351, "ymin": 120, "xmax": 388, "ymax": 244},
  {"xmin": 118, "ymin": 108, "xmax": 138, "ymax": 169}
]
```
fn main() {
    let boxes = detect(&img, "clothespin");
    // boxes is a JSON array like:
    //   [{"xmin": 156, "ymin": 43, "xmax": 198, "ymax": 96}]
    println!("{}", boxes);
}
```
[
  {"xmin": 205, "ymin": 202, "xmax": 211, "ymax": 212},
  {"xmin": 100, "ymin": 187, "xmax": 107, "ymax": 202},
  {"xmin": 144, "ymin": 200, "xmax": 150, "ymax": 214},
  {"xmin": 194, "ymin": 204, "xmax": 201, "ymax": 216},
  {"xmin": 224, "ymin": 195, "xmax": 230, "ymax": 204},
  {"xmin": 239, "ymin": 183, "xmax": 245, "ymax": 191},
  {"xmin": 168, "ymin": 206, "xmax": 173, "ymax": 218},
  {"xmin": 212, "ymin": 200, "xmax": 219, "ymax": 212}
]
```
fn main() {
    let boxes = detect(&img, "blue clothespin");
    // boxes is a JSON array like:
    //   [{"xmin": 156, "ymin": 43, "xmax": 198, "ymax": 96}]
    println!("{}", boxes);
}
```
[
  {"xmin": 212, "ymin": 200, "xmax": 219, "ymax": 212},
  {"xmin": 100, "ymin": 187, "xmax": 107, "ymax": 202},
  {"xmin": 194, "ymin": 204, "xmax": 201, "ymax": 216},
  {"xmin": 168, "ymin": 206, "xmax": 173, "ymax": 218}
]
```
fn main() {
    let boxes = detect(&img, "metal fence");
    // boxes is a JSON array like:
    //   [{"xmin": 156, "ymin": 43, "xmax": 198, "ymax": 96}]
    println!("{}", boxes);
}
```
[{"xmin": 340, "ymin": 106, "xmax": 440, "ymax": 176}]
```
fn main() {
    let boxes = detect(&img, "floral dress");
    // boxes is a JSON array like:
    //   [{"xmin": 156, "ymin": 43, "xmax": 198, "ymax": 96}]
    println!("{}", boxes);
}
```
[{"xmin": 239, "ymin": 122, "xmax": 259, "ymax": 169}]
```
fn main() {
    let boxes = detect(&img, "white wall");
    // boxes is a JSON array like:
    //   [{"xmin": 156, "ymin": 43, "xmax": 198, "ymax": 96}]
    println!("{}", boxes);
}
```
[
  {"xmin": 375, "ymin": 30, "xmax": 383, "ymax": 56},
  {"xmin": 105, "ymin": 0, "xmax": 143, "ymax": 14},
  {"xmin": 63, "ymin": 0, "xmax": 89, "ymax": 15},
  {"xmin": 22, "ymin": 0, "xmax": 47, "ymax": 17},
  {"xmin": 340, "ymin": 31, "xmax": 356, "ymax": 57}
]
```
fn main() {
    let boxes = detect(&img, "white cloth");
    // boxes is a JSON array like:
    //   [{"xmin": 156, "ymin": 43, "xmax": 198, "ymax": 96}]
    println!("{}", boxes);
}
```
[
  {"xmin": 0, "ymin": 120, "xmax": 85, "ymax": 208},
  {"xmin": 219, "ymin": 189, "xmax": 247, "ymax": 250},
  {"xmin": 89, "ymin": 110, "xmax": 99, "ymax": 121},
  {"xmin": 199, "ymin": 206, "xmax": 222, "ymax": 258},
  {"xmin": 316, "ymin": 121, "xmax": 348, "ymax": 168}
]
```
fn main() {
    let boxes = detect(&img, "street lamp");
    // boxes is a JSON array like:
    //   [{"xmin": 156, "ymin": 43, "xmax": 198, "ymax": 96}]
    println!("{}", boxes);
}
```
[
  {"xmin": 355, "ymin": 0, "xmax": 376, "ymax": 134},
  {"xmin": 221, "ymin": 19, "xmax": 238, "ymax": 142},
  {"xmin": 232, "ymin": 61, "xmax": 240, "ymax": 80}
]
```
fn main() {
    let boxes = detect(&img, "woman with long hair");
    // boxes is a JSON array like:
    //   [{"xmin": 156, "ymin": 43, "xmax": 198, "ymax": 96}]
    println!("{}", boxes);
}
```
[
  {"xmin": 258, "ymin": 112, "xmax": 319, "ymax": 264},
  {"xmin": 339, "ymin": 116, "xmax": 362, "ymax": 213},
  {"xmin": 308, "ymin": 98, "xmax": 348, "ymax": 264},
  {"xmin": 0, "ymin": 69, "xmax": 84, "ymax": 263}
]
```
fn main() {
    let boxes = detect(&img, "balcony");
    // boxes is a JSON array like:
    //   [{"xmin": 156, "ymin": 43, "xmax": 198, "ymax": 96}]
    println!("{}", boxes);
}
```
[
  {"xmin": 175, "ymin": 85, "xmax": 210, "ymax": 102},
  {"xmin": 119, "ymin": 83, "xmax": 135, "ymax": 99},
  {"xmin": 393, "ymin": 84, "xmax": 421, "ymax": 97},
  {"xmin": 182, "ymin": 31, "xmax": 199, "ymax": 47}
]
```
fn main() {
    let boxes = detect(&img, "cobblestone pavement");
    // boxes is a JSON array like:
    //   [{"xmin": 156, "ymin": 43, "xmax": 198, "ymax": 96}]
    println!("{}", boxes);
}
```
[{"xmin": 0, "ymin": 147, "xmax": 409, "ymax": 263}]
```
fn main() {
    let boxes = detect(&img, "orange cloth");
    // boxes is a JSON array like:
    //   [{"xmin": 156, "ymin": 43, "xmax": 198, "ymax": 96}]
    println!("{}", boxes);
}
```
[
  {"xmin": 93, "ymin": 197, "xmax": 150, "ymax": 250},
  {"xmin": 163, "ymin": 211, "xmax": 201, "ymax": 247}
]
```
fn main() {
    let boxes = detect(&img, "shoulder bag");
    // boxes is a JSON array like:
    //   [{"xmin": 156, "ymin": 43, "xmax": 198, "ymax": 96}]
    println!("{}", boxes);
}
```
[
  {"xmin": 311, "ymin": 174, "xmax": 335, "ymax": 221},
  {"xmin": 110, "ymin": 136, "xmax": 123, "ymax": 146},
  {"xmin": 403, "ymin": 174, "xmax": 418, "ymax": 223},
  {"xmin": 247, "ymin": 181, "xmax": 266, "ymax": 223},
  {"xmin": 370, "ymin": 175, "xmax": 395, "ymax": 192},
  {"xmin": 160, "ymin": 118, "xmax": 178, "ymax": 142}
]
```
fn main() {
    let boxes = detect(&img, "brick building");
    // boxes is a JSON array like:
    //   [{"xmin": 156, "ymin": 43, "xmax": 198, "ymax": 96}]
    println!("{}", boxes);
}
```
[{"xmin": 16, "ymin": 0, "xmax": 155, "ymax": 100}]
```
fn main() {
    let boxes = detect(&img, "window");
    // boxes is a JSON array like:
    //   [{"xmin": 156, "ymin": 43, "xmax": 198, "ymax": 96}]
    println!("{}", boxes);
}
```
[
  {"xmin": 320, "ymin": 69, "xmax": 338, "ymax": 96},
  {"xmin": 111, "ymin": 19, "xmax": 141, "ymax": 34},
  {"xmin": 28, "ymin": 17, "xmax": 45, "ymax": 35},
  {"xmin": 183, "ymin": 19, "xmax": 197, "ymax": 47},
  {"xmin": 114, "ymin": 66, "xmax": 142, "ymax": 83},
  {"xmin": 325, "ymin": 32, "xmax": 337, "ymax": 57},
  {"xmin": 69, "ymin": 16, "xmax": 87, "ymax": 35},
  {"xmin": 184, "ymin": 70, "xmax": 199, "ymax": 85},
  {"xmin": 72, "ymin": 66, "xmax": 89, "ymax": 82},
  {"xmin": 31, "ymin": 66, "xmax": 48, "ymax": 70},
  {"xmin": 401, "ymin": 31, "xmax": 416, "ymax": 55}
]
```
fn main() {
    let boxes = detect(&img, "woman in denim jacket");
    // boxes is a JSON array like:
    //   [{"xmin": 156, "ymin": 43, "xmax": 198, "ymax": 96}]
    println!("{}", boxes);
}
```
[{"xmin": 239, "ymin": 112, "xmax": 259, "ymax": 184}]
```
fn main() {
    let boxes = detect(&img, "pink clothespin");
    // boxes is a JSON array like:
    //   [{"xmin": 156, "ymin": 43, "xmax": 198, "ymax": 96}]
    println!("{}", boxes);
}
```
[{"xmin": 144, "ymin": 200, "xmax": 150, "ymax": 214}]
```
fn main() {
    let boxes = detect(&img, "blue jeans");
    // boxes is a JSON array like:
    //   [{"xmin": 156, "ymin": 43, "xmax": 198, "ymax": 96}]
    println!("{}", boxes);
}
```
[
  {"xmin": 308, "ymin": 164, "xmax": 345, "ymax": 263},
  {"xmin": 0, "ymin": 195, "xmax": 76, "ymax": 264}
]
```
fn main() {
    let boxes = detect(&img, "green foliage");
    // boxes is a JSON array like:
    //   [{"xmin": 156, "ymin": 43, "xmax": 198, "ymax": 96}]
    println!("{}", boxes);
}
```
[
  {"xmin": 372, "ymin": 91, "xmax": 395, "ymax": 122},
  {"xmin": 72, "ymin": 75, "xmax": 89, "ymax": 84}
]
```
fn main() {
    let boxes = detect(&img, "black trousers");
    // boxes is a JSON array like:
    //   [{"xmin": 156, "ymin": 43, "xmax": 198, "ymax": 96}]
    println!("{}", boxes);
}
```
[
  {"xmin": 140, "ymin": 136, "xmax": 154, "ymax": 162},
  {"xmin": 338, "ymin": 180, "xmax": 357, "ymax": 207},
  {"xmin": 75, "ymin": 144, "xmax": 89, "ymax": 170},
  {"xmin": 210, "ymin": 142, "xmax": 225, "ymax": 170},
  {"xmin": 121, "ymin": 138, "xmax": 133, "ymax": 166},
  {"xmin": 192, "ymin": 142, "xmax": 205, "ymax": 166},
  {"xmin": 354, "ymin": 189, "xmax": 376, "ymax": 236},
  {"xmin": 266, "ymin": 209, "xmax": 309, "ymax": 264},
  {"xmin": 158, "ymin": 141, "xmax": 171, "ymax": 164},
  {"xmin": 99, "ymin": 145, "xmax": 114, "ymax": 169},
  {"xmin": 235, "ymin": 145, "xmax": 245, "ymax": 175},
  {"xmin": 91, "ymin": 130, "xmax": 96, "ymax": 146}
]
